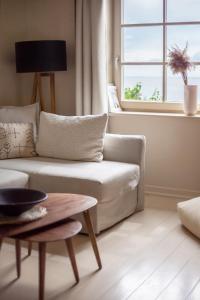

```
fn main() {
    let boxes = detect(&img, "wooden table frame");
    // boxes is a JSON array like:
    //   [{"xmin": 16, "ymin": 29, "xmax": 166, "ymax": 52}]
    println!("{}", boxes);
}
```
[
  {"xmin": 14, "ymin": 209, "xmax": 102, "ymax": 271},
  {"xmin": 14, "ymin": 219, "xmax": 82, "ymax": 300},
  {"xmin": 0, "ymin": 194, "xmax": 102, "ymax": 282}
]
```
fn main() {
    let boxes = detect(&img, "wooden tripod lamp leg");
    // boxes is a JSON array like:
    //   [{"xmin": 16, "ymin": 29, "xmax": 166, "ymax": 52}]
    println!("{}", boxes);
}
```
[
  {"xmin": 31, "ymin": 73, "xmax": 38, "ymax": 104},
  {"xmin": 50, "ymin": 73, "xmax": 56, "ymax": 113},
  {"xmin": 31, "ymin": 73, "xmax": 45, "ymax": 111},
  {"xmin": 38, "ymin": 74, "xmax": 45, "ymax": 111},
  {"xmin": 31, "ymin": 72, "xmax": 56, "ymax": 113}
]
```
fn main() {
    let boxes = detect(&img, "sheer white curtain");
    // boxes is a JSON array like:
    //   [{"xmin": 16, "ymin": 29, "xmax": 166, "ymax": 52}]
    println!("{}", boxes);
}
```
[{"xmin": 75, "ymin": 0, "xmax": 108, "ymax": 115}]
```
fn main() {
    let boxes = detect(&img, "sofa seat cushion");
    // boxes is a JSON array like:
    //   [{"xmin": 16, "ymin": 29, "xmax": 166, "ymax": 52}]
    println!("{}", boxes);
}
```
[
  {"xmin": 0, "ymin": 157, "xmax": 140, "ymax": 203},
  {"xmin": 0, "ymin": 168, "xmax": 29, "ymax": 188}
]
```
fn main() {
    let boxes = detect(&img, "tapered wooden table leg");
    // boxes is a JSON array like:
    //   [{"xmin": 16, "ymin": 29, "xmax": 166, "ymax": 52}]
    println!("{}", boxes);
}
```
[
  {"xmin": 28, "ymin": 241, "xmax": 32, "ymax": 256},
  {"xmin": 0, "ymin": 239, "xmax": 2, "ymax": 250},
  {"xmin": 65, "ymin": 238, "xmax": 79, "ymax": 283},
  {"xmin": 15, "ymin": 239, "xmax": 21, "ymax": 278},
  {"xmin": 83, "ymin": 210, "xmax": 102, "ymax": 269},
  {"xmin": 39, "ymin": 242, "xmax": 46, "ymax": 300}
]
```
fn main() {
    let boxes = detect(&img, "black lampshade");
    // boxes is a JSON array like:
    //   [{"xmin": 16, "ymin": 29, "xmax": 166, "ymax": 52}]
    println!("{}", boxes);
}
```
[{"xmin": 15, "ymin": 40, "xmax": 67, "ymax": 73}]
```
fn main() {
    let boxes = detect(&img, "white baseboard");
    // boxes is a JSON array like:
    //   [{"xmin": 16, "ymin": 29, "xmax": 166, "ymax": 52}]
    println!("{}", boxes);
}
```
[
  {"xmin": 145, "ymin": 184, "xmax": 200, "ymax": 199},
  {"xmin": 144, "ymin": 184, "xmax": 200, "ymax": 210}
]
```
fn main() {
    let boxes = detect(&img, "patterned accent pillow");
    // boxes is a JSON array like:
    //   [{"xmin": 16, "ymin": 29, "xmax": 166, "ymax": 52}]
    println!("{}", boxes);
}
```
[
  {"xmin": 0, "ymin": 123, "xmax": 36, "ymax": 159},
  {"xmin": 0, "ymin": 103, "xmax": 39, "ymax": 141}
]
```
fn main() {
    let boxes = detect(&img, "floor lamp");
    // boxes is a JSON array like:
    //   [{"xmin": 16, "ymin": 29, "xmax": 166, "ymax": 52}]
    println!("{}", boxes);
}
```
[{"xmin": 15, "ymin": 40, "xmax": 67, "ymax": 113}]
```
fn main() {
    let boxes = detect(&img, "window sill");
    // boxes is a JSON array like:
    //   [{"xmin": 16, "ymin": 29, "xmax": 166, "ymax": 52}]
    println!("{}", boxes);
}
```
[
  {"xmin": 109, "ymin": 111, "xmax": 200, "ymax": 119},
  {"xmin": 121, "ymin": 100, "xmax": 200, "ymax": 111},
  {"xmin": 116, "ymin": 100, "xmax": 200, "ymax": 117}
]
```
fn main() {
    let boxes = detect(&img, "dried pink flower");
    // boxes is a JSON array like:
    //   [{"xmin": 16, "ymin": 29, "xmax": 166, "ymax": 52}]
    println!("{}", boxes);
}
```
[{"xmin": 168, "ymin": 43, "xmax": 194, "ymax": 85}]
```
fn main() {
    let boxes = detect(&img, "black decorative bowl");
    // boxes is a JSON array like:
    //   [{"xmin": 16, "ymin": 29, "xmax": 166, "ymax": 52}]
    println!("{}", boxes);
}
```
[{"xmin": 0, "ymin": 188, "xmax": 48, "ymax": 217}]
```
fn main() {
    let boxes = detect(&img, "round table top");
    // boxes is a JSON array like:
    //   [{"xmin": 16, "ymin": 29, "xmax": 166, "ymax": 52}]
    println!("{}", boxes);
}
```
[
  {"xmin": 15, "ymin": 219, "xmax": 82, "ymax": 243},
  {"xmin": 0, "ymin": 193, "xmax": 97, "ymax": 238}
]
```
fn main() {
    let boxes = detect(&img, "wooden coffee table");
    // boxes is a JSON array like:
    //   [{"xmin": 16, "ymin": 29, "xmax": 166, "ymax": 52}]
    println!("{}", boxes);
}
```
[{"xmin": 0, "ymin": 193, "xmax": 102, "ymax": 270}]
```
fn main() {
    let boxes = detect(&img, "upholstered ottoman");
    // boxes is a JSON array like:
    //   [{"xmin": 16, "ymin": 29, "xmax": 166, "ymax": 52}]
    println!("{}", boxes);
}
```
[
  {"xmin": 0, "ymin": 169, "xmax": 29, "ymax": 188},
  {"xmin": 177, "ymin": 197, "xmax": 200, "ymax": 239}
]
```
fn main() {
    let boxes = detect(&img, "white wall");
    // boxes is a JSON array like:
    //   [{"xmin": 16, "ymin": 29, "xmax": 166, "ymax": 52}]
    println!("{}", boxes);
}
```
[
  {"xmin": 1, "ymin": 1, "xmax": 199, "ymax": 200},
  {"xmin": 109, "ymin": 113, "xmax": 200, "ymax": 199},
  {"xmin": 0, "ymin": 0, "xmax": 75, "ymax": 115}
]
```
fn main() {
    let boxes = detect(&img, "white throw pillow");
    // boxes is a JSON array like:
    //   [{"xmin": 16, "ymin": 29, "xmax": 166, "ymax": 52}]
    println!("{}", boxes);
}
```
[
  {"xmin": 177, "ymin": 197, "xmax": 200, "ymax": 239},
  {"xmin": 36, "ymin": 111, "xmax": 108, "ymax": 162},
  {"xmin": 0, "ymin": 103, "xmax": 39, "ymax": 140},
  {"xmin": 0, "ymin": 123, "xmax": 36, "ymax": 159}
]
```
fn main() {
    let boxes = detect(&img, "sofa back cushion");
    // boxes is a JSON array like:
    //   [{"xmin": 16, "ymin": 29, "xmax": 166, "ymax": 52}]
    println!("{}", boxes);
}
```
[
  {"xmin": 0, "ymin": 123, "xmax": 36, "ymax": 159},
  {"xmin": 36, "ymin": 112, "xmax": 108, "ymax": 162}
]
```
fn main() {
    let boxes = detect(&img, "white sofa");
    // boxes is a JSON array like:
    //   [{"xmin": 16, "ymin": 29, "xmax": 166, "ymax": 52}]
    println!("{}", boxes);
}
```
[
  {"xmin": 0, "ymin": 133, "xmax": 145, "ymax": 234},
  {"xmin": 0, "ymin": 169, "xmax": 29, "ymax": 188}
]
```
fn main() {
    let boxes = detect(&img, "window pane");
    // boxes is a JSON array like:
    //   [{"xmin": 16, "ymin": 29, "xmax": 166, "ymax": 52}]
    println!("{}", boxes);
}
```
[
  {"xmin": 123, "ymin": 27, "xmax": 163, "ymax": 62},
  {"xmin": 123, "ymin": 0, "xmax": 162, "ymax": 24},
  {"xmin": 167, "ymin": 67, "xmax": 200, "ymax": 103},
  {"xmin": 167, "ymin": 25, "xmax": 200, "ymax": 61},
  {"xmin": 167, "ymin": 0, "xmax": 200, "ymax": 22},
  {"xmin": 123, "ymin": 66, "xmax": 162, "ymax": 101}
]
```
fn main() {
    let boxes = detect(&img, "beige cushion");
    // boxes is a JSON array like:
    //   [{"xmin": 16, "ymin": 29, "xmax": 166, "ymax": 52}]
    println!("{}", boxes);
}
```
[
  {"xmin": 177, "ymin": 197, "xmax": 200, "ymax": 239},
  {"xmin": 0, "ymin": 169, "xmax": 29, "ymax": 188},
  {"xmin": 0, "ymin": 123, "xmax": 36, "ymax": 159},
  {"xmin": 0, "ymin": 103, "xmax": 39, "ymax": 140},
  {"xmin": 36, "ymin": 112, "xmax": 108, "ymax": 162},
  {"xmin": 0, "ymin": 157, "xmax": 140, "ymax": 203}
]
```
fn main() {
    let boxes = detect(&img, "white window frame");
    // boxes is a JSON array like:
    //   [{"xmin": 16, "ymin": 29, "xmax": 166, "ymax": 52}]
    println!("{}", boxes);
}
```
[{"xmin": 114, "ymin": 0, "xmax": 200, "ymax": 113}]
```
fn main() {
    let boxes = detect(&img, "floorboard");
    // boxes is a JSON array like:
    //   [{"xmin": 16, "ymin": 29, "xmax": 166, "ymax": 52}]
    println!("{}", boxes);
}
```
[{"xmin": 0, "ymin": 207, "xmax": 199, "ymax": 300}]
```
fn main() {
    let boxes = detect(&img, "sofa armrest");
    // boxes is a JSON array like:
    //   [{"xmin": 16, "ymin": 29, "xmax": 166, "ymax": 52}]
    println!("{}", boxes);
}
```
[
  {"xmin": 103, "ymin": 133, "xmax": 145, "ymax": 165},
  {"xmin": 103, "ymin": 133, "xmax": 146, "ymax": 212}
]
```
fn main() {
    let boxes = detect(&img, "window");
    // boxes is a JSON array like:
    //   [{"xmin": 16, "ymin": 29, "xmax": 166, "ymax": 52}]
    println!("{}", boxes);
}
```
[{"xmin": 115, "ymin": 0, "xmax": 200, "ymax": 111}]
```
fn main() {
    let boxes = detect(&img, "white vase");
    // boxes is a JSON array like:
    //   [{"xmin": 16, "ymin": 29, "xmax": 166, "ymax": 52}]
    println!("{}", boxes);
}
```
[{"xmin": 184, "ymin": 85, "xmax": 198, "ymax": 116}]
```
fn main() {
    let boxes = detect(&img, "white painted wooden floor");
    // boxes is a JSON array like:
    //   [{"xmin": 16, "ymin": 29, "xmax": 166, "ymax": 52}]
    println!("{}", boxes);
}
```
[{"xmin": 0, "ymin": 207, "xmax": 200, "ymax": 300}]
